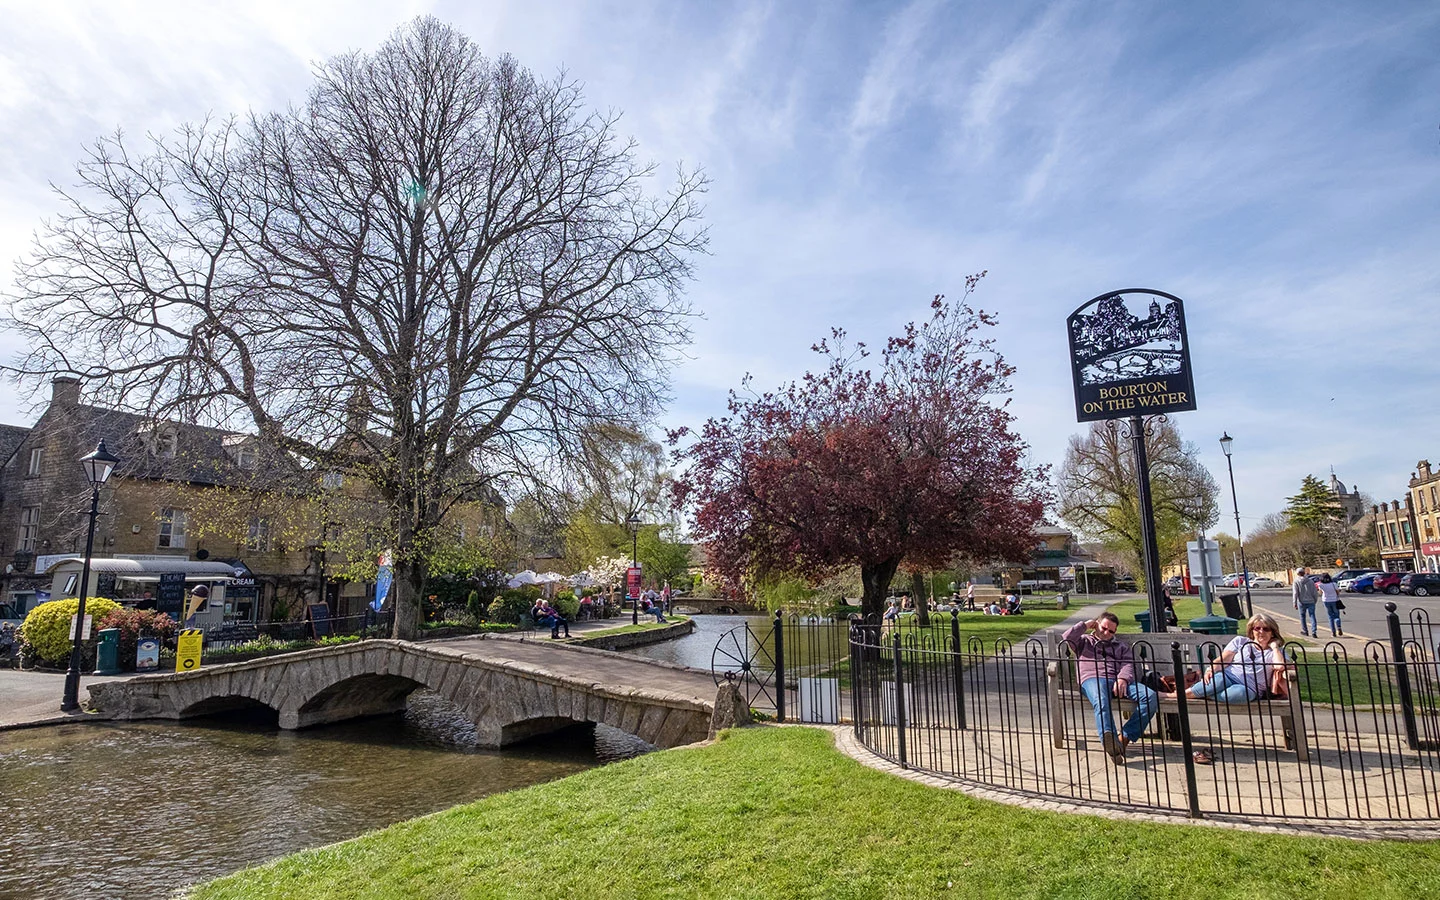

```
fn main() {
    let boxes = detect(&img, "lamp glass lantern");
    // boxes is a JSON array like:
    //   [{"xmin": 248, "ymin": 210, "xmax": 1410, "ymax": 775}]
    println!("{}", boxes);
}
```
[{"xmin": 81, "ymin": 440, "xmax": 120, "ymax": 486}]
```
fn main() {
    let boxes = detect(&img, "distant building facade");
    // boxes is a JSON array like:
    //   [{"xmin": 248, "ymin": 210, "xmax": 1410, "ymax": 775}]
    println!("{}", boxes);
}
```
[{"xmin": 1372, "ymin": 459, "xmax": 1440, "ymax": 573}]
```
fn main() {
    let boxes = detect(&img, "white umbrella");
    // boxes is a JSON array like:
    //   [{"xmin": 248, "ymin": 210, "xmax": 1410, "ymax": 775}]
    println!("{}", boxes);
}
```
[
  {"xmin": 536, "ymin": 572, "xmax": 566, "ymax": 583},
  {"xmin": 506, "ymin": 570, "xmax": 540, "ymax": 588}
]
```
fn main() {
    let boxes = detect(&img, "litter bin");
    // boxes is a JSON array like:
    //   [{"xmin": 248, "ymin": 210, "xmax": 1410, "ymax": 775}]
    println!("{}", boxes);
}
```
[
  {"xmin": 94, "ymin": 627, "xmax": 122, "ymax": 676},
  {"xmin": 1056, "ymin": 592, "xmax": 1069, "ymax": 610},
  {"xmin": 1218, "ymin": 591, "xmax": 1244, "ymax": 619},
  {"xmin": 1188, "ymin": 615, "xmax": 1238, "ymax": 635},
  {"xmin": 1133, "ymin": 611, "xmax": 1153, "ymax": 632}
]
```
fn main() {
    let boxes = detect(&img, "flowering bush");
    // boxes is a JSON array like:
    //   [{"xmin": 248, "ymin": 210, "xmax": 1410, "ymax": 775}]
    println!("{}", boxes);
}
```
[
  {"xmin": 95, "ymin": 607, "xmax": 179, "ymax": 671},
  {"xmin": 20, "ymin": 597, "xmax": 123, "ymax": 667}
]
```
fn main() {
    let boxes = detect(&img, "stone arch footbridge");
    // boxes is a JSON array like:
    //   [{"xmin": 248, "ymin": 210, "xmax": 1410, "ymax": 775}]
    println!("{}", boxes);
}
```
[{"xmin": 88, "ymin": 637, "xmax": 728, "ymax": 749}]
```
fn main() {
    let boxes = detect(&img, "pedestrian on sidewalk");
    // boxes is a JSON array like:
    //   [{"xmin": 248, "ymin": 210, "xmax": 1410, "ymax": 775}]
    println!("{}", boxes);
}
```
[
  {"xmin": 1293, "ymin": 567, "xmax": 1319, "ymax": 637},
  {"xmin": 1316, "ymin": 573, "xmax": 1343, "ymax": 637},
  {"xmin": 1060, "ymin": 611, "xmax": 1157, "ymax": 765}
]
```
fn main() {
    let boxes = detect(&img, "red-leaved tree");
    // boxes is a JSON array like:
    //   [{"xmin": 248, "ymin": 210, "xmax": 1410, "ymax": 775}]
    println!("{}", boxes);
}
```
[{"xmin": 672, "ymin": 276, "xmax": 1048, "ymax": 618}]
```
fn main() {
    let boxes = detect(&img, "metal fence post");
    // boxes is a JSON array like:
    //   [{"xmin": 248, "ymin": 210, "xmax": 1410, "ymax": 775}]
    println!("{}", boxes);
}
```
[
  {"xmin": 1172, "ymin": 641, "xmax": 1202, "ymax": 818},
  {"xmin": 950, "ymin": 610, "xmax": 966, "ymax": 730},
  {"xmin": 893, "ymin": 631, "xmax": 908, "ymax": 768},
  {"xmin": 1385, "ymin": 602, "xmax": 1420, "ymax": 750},
  {"xmin": 773, "ymin": 610, "xmax": 786, "ymax": 724}
]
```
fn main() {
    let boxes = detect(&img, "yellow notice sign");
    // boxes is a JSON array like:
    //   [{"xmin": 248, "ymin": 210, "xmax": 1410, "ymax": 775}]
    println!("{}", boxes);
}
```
[{"xmin": 176, "ymin": 629, "xmax": 203, "ymax": 673}]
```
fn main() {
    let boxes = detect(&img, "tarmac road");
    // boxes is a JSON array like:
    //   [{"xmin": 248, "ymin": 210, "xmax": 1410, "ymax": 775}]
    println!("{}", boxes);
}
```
[{"xmin": 1238, "ymin": 586, "xmax": 1440, "ymax": 649}]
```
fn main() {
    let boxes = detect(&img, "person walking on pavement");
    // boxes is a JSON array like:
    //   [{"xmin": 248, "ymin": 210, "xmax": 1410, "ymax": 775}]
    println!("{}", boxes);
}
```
[
  {"xmin": 1316, "ymin": 573, "xmax": 1343, "ymax": 637},
  {"xmin": 1293, "ymin": 567, "xmax": 1319, "ymax": 637}
]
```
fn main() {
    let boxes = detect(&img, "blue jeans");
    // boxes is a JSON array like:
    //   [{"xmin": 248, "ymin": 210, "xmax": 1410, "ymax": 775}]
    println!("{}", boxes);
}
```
[
  {"xmin": 1298, "ymin": 603, "xmax": 1318, "ymax": 635},
  {"xmin": 1188, "ymin": 670, "xmax": 1257, "ymax": 703},
  {"xmin": 1324, "ymin": 601, "xmax": 1342, "ymax": 633},
  {"xmin": 1079, "ymin": 678, "xmax": 1157, "ymax": 743}
]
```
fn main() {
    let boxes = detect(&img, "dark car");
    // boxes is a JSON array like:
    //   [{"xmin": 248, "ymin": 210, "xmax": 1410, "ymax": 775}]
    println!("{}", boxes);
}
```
[
  {"xmin": 1372, "ymin": 572, "xmax": 1404, "ymax": 595},
  {"xmin": 1113, "ymin": 575, "xmax": 1137, "ymax": 592},
  {"xmin": 1400, "ymin": 573, "xmax": 1440, "ymax": 597}
]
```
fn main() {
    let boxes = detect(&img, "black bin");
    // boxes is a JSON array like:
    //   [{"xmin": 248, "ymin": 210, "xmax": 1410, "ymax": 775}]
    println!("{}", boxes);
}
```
[{"xmin": 1219, "ymin": 591, "xmax": 1243, "ymax": 619}]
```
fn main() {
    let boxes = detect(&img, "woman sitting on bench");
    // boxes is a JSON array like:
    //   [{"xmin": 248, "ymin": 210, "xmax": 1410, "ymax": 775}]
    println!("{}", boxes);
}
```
[{"xmin": 1163, "ymin": 613, "xmax": 1285, "ymax": 704}]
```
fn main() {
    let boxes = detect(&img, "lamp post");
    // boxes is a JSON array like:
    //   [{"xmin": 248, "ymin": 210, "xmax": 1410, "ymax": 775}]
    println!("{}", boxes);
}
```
[
  {"xmin": 628, "ymin": 514, "xmax": 641, "ymax": 625},
  {"xmin": 1219, "ymin": 432, "xmax": 1254, "ymax": 618},
  {"xmin": 62, "ymin": 440, "xmax": 119, "ymax": 712}
]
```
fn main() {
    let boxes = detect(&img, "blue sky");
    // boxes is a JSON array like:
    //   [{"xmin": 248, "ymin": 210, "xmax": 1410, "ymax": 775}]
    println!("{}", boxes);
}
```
[{"xmin": 1, "ymin": 1, "xmax": 1437, "ymax": 537}]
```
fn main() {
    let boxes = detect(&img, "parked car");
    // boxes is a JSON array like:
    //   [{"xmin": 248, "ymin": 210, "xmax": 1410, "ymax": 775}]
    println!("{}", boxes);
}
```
[
  {"xmin": 1346, "ymin": 573, "xmax": 1387, "ymax": 593},
  {"xmin": 1372, "ymin": 572, "xmax": 1405, "ymax": 595},
  {"xmin": 1400, "ymin": 573, "xmax": 1440, "ymax": 597},
  {"xmin": 1113, "ymin": 575, "xmax": 1137, "ymax": 592},
  {"xmin": 1329, "ymin": 569, "xmax": 1375, "ymax": 585},
  {"xmin": 1247, "ymin": 575, "xmax": 1282, "ymax": 589}
]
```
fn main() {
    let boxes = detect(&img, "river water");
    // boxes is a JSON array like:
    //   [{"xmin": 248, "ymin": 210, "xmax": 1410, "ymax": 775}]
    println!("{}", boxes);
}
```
[
  {"xmin": 621, "ymin": 613, "xmax": 764, "ymax": 670},
  {"xmin": 0, "ymin": 692, "xmax": 651, "ymax": 899}
]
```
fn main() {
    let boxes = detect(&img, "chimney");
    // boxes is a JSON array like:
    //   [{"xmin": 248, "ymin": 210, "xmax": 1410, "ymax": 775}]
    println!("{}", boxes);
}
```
[{"xmin": 51, "ymin": 376, "xmax": 81, "ymax": 407}]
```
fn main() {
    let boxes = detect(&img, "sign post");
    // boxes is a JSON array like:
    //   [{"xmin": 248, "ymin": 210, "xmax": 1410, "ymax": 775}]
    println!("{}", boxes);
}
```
[{"xmin": 1068, "ymin": 289, "xmax": 1198, "ymax": 633}]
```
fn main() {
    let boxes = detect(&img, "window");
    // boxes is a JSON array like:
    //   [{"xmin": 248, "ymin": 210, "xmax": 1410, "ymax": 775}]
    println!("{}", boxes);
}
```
[
  {"xmin": 18, "ymin": 506, "xmax": 40, "ymax": 551},
  {"xmin": 1391, "ymin": 523, "xmax": 1400, "ymax": 546},
  {"xmin": 27, "ymin": 447, "xmax": 43, "ymax": 476},
  {"xmin": 320, "ymin": 471, "xmax": 344, "ymax": 490},
  {"xmin": 158, "ymin": 508, "xmax": 187, "ymax": 549},
  {"xmin": 246, "ymin": 517, "xmax": 270, "ymax": 552},
  {"xmin": 1379, "ymin": 524, "xmax": 1388, "ymax": 547},
  {"xmin": 157, "ymin": 431, "xmax": 177, "ymax": 459},
  {"xmin": 1432, "ymin": 486, "xmax": 1438, "ymax": 508},
  {"xmin": 1421, "ymin": 493, "xmax": 1429, "ymax": 513},
  {"xmin": 1401, "ymin": 520, "xmax": 1413, "ymax": 544},
  {"xmin": 236, "ymin": 446, "xmax": 256, "ymax": 470}
]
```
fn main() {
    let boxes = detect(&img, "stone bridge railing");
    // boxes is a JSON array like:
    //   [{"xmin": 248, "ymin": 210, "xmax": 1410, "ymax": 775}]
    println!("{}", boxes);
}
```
[{"xmin": 88, "ymin": 639, "xmax": 721, "ymax": 749}]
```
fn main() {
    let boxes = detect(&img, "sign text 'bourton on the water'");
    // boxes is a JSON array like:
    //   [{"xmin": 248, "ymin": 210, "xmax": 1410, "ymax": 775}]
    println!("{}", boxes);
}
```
[{"xmin": 1066, "ymin": 288, "xmax": 1197, "ymax": 423}]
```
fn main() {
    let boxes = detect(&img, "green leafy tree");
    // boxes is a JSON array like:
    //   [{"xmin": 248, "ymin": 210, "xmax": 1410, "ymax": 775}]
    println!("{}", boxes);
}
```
[{"xmin": 1285, "ymin": 475, "xmax": 1344, "ymax": 531}]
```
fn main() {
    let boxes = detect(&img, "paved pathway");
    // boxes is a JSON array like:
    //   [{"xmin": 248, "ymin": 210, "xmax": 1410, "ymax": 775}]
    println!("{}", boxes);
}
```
[{"xmin": 0, "ymin": 669, "xmax": 132, "ymax": 729}]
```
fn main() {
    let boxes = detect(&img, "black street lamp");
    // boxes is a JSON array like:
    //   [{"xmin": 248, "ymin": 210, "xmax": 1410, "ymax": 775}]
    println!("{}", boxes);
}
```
[
  {"xmin": 62, "ymin": 439, "xmax": 120, "ymax": 712},
  {"xmin": 1219, "ymin": 432, "xmax": 1254, "ymax": 618},
  {"xmin": 628, "ymin": 513, "xmax": 641, "ymax": 625}
]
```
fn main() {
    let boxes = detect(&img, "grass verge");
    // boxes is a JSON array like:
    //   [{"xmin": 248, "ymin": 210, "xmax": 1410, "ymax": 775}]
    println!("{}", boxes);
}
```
[
  {"xmin": 186, "ymin": 727, "xmax": 1440, "ymax": 900},
  {"xmin": 573, "ymin": 616, "xmax": 689, "ymax": 640}
]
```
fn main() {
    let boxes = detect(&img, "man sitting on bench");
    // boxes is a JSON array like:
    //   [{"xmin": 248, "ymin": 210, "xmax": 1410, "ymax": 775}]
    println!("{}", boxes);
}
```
[{"xmin": 1061, "ymin": 611, "xmax": 1158, "ymax": 765}]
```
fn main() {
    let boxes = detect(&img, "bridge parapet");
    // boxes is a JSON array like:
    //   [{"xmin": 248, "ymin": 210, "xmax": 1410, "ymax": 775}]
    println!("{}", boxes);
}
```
[{"xmin": 87, "ymin": 638, "xmax": 716, "ymax": 749}]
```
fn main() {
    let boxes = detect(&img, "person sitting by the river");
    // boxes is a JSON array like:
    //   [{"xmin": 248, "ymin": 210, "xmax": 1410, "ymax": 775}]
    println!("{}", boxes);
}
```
[
  {"xmin": 1161, "ymin": 613, "xmax": 1286, "ymax": 704},
  {"xmin": 985, "ymin": 599, "xmax": 1002, "ymax": 616},
  {"xmin": 1060, "ymin": 611, "xmax": 1158, "ymax": 765},
  {"xmin": 1005, "ymin": 594, "xmax": 1023, "ymax": 616},
  {"xmin": 639, "ymin": 595, "xmax": 667, "ymax": 623},
  {"xmin": 535, "ymin": 599, "xmax": 570, "ymax": 638}
]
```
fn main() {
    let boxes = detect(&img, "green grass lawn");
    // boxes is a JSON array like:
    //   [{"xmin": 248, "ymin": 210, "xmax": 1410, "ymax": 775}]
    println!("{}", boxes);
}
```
[
  {"xmin": 187, "ymin": 726, "xmax": 1440, "ymax": 900},
  {"xmin": 573, "ymin": 616, "xmax": 689, "ymax": 640},
  {"xmin": 898, "ymin": 605, "xmax": 1078, "ymax": 648}
]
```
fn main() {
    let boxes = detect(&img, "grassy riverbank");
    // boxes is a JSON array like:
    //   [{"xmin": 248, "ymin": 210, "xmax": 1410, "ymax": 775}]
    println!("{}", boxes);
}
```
[{"xmin": 188, "ymin": 727, "xmax": 1440, "ymax": 900}]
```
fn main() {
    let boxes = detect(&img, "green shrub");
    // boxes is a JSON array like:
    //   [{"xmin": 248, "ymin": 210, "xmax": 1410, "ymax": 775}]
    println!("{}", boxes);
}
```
[
  {"xmin": 466, "ymin": 590, "xmax": 485, "ymax": 622},
  {"xmin": 487, "ymin": 588, "xmax": 538, "ymax": 624},
  {"xmin": 553, "ymin": 595, "xmax": 580, "ymax": 619},
  {"xmin": 20, "ymin": 597, "xmax": 123, "ymax": 666},
  {"xmin": 95, "ymin": 608, "xmax": 179, "ymax": 671}
]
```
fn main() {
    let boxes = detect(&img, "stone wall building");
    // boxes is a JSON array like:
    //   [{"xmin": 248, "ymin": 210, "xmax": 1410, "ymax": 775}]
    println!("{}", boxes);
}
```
[
  {"xmin": 1372, "ymin": 459, "xmax": 1440, "ymax": 573},
  {"xmin": 0, "ymin": 377, "xmax": 506, "ymax": 623}
]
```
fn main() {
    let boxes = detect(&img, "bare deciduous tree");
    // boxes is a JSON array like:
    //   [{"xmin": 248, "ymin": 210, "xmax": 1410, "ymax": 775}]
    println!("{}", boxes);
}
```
[
  {"xmin": 1057, "ymin": 419, "xmax": 1219, "ymax": 587},
  {"xmin": 3, "ymin": 18, "xmax": 707, "ymax": 638}
]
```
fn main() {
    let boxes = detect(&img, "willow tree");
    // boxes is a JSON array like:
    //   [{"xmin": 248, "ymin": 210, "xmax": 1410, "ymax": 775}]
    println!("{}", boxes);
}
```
[
  {"xmin": 1057, "ymin": 420, "xmax": 1219, "ymax": 586},
  {"xmin": 3, "ymin": 18, "xmax": 706, "ymax": 638}
]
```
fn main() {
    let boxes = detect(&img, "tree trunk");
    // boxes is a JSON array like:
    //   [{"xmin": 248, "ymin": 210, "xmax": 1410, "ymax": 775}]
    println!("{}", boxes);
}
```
[
  {"xmin": 859, "ymin": 557, "xmax": 902, "ymax": 619},
  {"xmin": 391, "ymin": 558, "xmax": 424, "ymax": 641},
  {"xmin": 910, "ymin": 571, "xmax": 930, "ymax": 627}
]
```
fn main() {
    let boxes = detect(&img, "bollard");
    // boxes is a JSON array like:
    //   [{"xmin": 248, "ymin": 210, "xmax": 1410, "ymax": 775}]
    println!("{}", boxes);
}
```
[
  {"xmin": 893, "ymin": 631, "xmax": 908, "ymax": 768},
  {"xmin": 950, "ymin": 610, "xmax": 967, "ymax": 730},
  {"xmin": 1172, "ymin": 641, "xmax": 1202, "ymax": 818},
  {"xmin": 773, "ymin": 610, "xmax": 786, "ymax": 723},
  {"xmin": 1384, "ymin": 602, "xmax": 1420, "ymax": 750}
]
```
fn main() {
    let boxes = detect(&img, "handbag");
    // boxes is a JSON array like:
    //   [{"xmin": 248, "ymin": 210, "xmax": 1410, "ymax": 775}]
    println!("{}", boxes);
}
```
[{"xmin": 1335, "ymin": 598, "xmax": 1346, "ymax": 611}]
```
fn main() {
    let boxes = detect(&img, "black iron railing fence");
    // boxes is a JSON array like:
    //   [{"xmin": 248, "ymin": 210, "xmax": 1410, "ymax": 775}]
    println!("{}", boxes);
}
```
[{"xmin": 714, "ymin": 605, "xmax": 1440, "ymax": 823}]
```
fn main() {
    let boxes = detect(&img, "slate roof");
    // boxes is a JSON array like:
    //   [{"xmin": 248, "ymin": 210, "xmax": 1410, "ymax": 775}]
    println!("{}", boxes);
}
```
[
  {"xmin": 0, "ymin": 424, "xmax": 30, "ymax": 467},
  {"xmin": 44, "ymin": 404, "xmax": 303, "ymax": 490}
]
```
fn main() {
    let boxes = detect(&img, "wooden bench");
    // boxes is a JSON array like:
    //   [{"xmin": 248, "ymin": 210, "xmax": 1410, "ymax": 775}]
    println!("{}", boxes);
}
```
[{"xmin": 1044, "ymin": 629, "xmax": 1309, "ymax": 761}]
